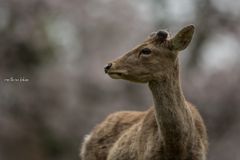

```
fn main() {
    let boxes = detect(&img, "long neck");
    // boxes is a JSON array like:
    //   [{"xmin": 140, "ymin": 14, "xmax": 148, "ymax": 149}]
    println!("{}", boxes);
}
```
[{"xmin": 148, "ymin": 60, "xmax": 195, "ymax": 159}]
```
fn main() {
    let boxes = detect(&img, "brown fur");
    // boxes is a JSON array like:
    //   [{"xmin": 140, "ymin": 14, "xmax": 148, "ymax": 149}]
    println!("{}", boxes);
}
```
[{"xmin": 81, "ymin": 25, "xmax": 208, "ymax": 160}]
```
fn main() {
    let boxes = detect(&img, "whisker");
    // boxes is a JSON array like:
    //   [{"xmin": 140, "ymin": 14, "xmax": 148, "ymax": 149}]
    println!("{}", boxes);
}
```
[{"xmin": 103, "ymin": 74, "xmax": 109, "ymax": 80}]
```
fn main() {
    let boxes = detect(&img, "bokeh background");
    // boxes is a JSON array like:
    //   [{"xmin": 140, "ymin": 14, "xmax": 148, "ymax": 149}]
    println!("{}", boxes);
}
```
[{"xmin": 0, "ymin": 0, "xmax": 240, "ymax": 160}]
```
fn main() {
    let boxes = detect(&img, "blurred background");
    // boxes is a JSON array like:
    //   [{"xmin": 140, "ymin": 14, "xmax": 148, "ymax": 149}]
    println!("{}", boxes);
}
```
[{"xmin": 0, "ymin": 0, "xmax": 240, "ymax": 159}]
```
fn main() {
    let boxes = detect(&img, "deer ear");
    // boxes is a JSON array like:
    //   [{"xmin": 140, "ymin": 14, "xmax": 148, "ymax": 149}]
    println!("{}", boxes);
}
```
[{"xmin": 170, "ymin": 24, "xmax": 195, "ymax": 51}]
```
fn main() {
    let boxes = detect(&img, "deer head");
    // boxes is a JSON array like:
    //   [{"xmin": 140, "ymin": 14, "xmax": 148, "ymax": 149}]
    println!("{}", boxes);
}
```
[{"xmin": 104, "ymin": 25, "xmax": 195, "ymax": 83}]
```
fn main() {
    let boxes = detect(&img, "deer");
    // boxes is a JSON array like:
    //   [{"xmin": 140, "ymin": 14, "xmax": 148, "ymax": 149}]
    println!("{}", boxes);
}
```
[{"xmin": 80, "ymin": 24, "xmax": 208, "ymax": 160}]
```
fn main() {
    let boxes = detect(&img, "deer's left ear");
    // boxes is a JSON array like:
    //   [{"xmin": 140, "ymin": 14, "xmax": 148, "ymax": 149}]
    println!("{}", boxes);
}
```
[{"xmin": 170, "ymin": 24, "xmax": 195, "ymax": 51}]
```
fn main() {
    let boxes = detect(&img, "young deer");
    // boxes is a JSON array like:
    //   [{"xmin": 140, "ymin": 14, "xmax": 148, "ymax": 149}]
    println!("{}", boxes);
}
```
[{"xmin": 81, "ymin": 25, "xmax": 208, "ymax": 160}]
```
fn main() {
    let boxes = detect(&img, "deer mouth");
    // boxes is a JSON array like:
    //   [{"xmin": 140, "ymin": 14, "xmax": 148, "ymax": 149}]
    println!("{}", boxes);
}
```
[{"xmin": 108, "ymin": 73, "xmax": 123, "ymax": 79}]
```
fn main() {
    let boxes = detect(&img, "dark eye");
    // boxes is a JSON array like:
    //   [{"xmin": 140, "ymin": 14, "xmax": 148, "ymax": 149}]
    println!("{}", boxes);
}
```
[{"xmin": 141, "ymin": 48, "xmax": 151, "ymax": 55}]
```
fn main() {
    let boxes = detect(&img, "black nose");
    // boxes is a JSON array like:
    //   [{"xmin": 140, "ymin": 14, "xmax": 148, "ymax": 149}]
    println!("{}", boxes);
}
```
[{"xmin": 104, "ymin": 63, "xmax": 112, "ymax": 73}]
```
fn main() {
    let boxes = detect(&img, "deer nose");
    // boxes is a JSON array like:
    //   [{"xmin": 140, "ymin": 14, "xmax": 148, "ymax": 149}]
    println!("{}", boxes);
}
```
[{"xmin": 104, "ymin": 63, "xmax": 112, "ymax": 73}]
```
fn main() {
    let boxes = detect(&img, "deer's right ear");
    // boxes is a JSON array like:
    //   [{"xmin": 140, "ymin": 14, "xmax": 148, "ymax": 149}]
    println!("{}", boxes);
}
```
[{"xmin": 170, "ymin": 24, "xmax": 195, "ymax": 51}]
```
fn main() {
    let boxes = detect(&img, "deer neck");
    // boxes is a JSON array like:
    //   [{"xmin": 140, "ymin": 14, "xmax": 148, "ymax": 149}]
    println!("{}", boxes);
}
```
[{"xmin": 148, "ymin": 61, "xmax": 194, "ymax": 158}]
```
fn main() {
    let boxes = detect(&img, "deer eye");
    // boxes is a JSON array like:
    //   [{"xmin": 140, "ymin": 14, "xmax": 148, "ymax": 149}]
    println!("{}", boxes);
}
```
[{"xmin": 141, "ymin": 48, "xmax": 151, "ymax": 55}]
